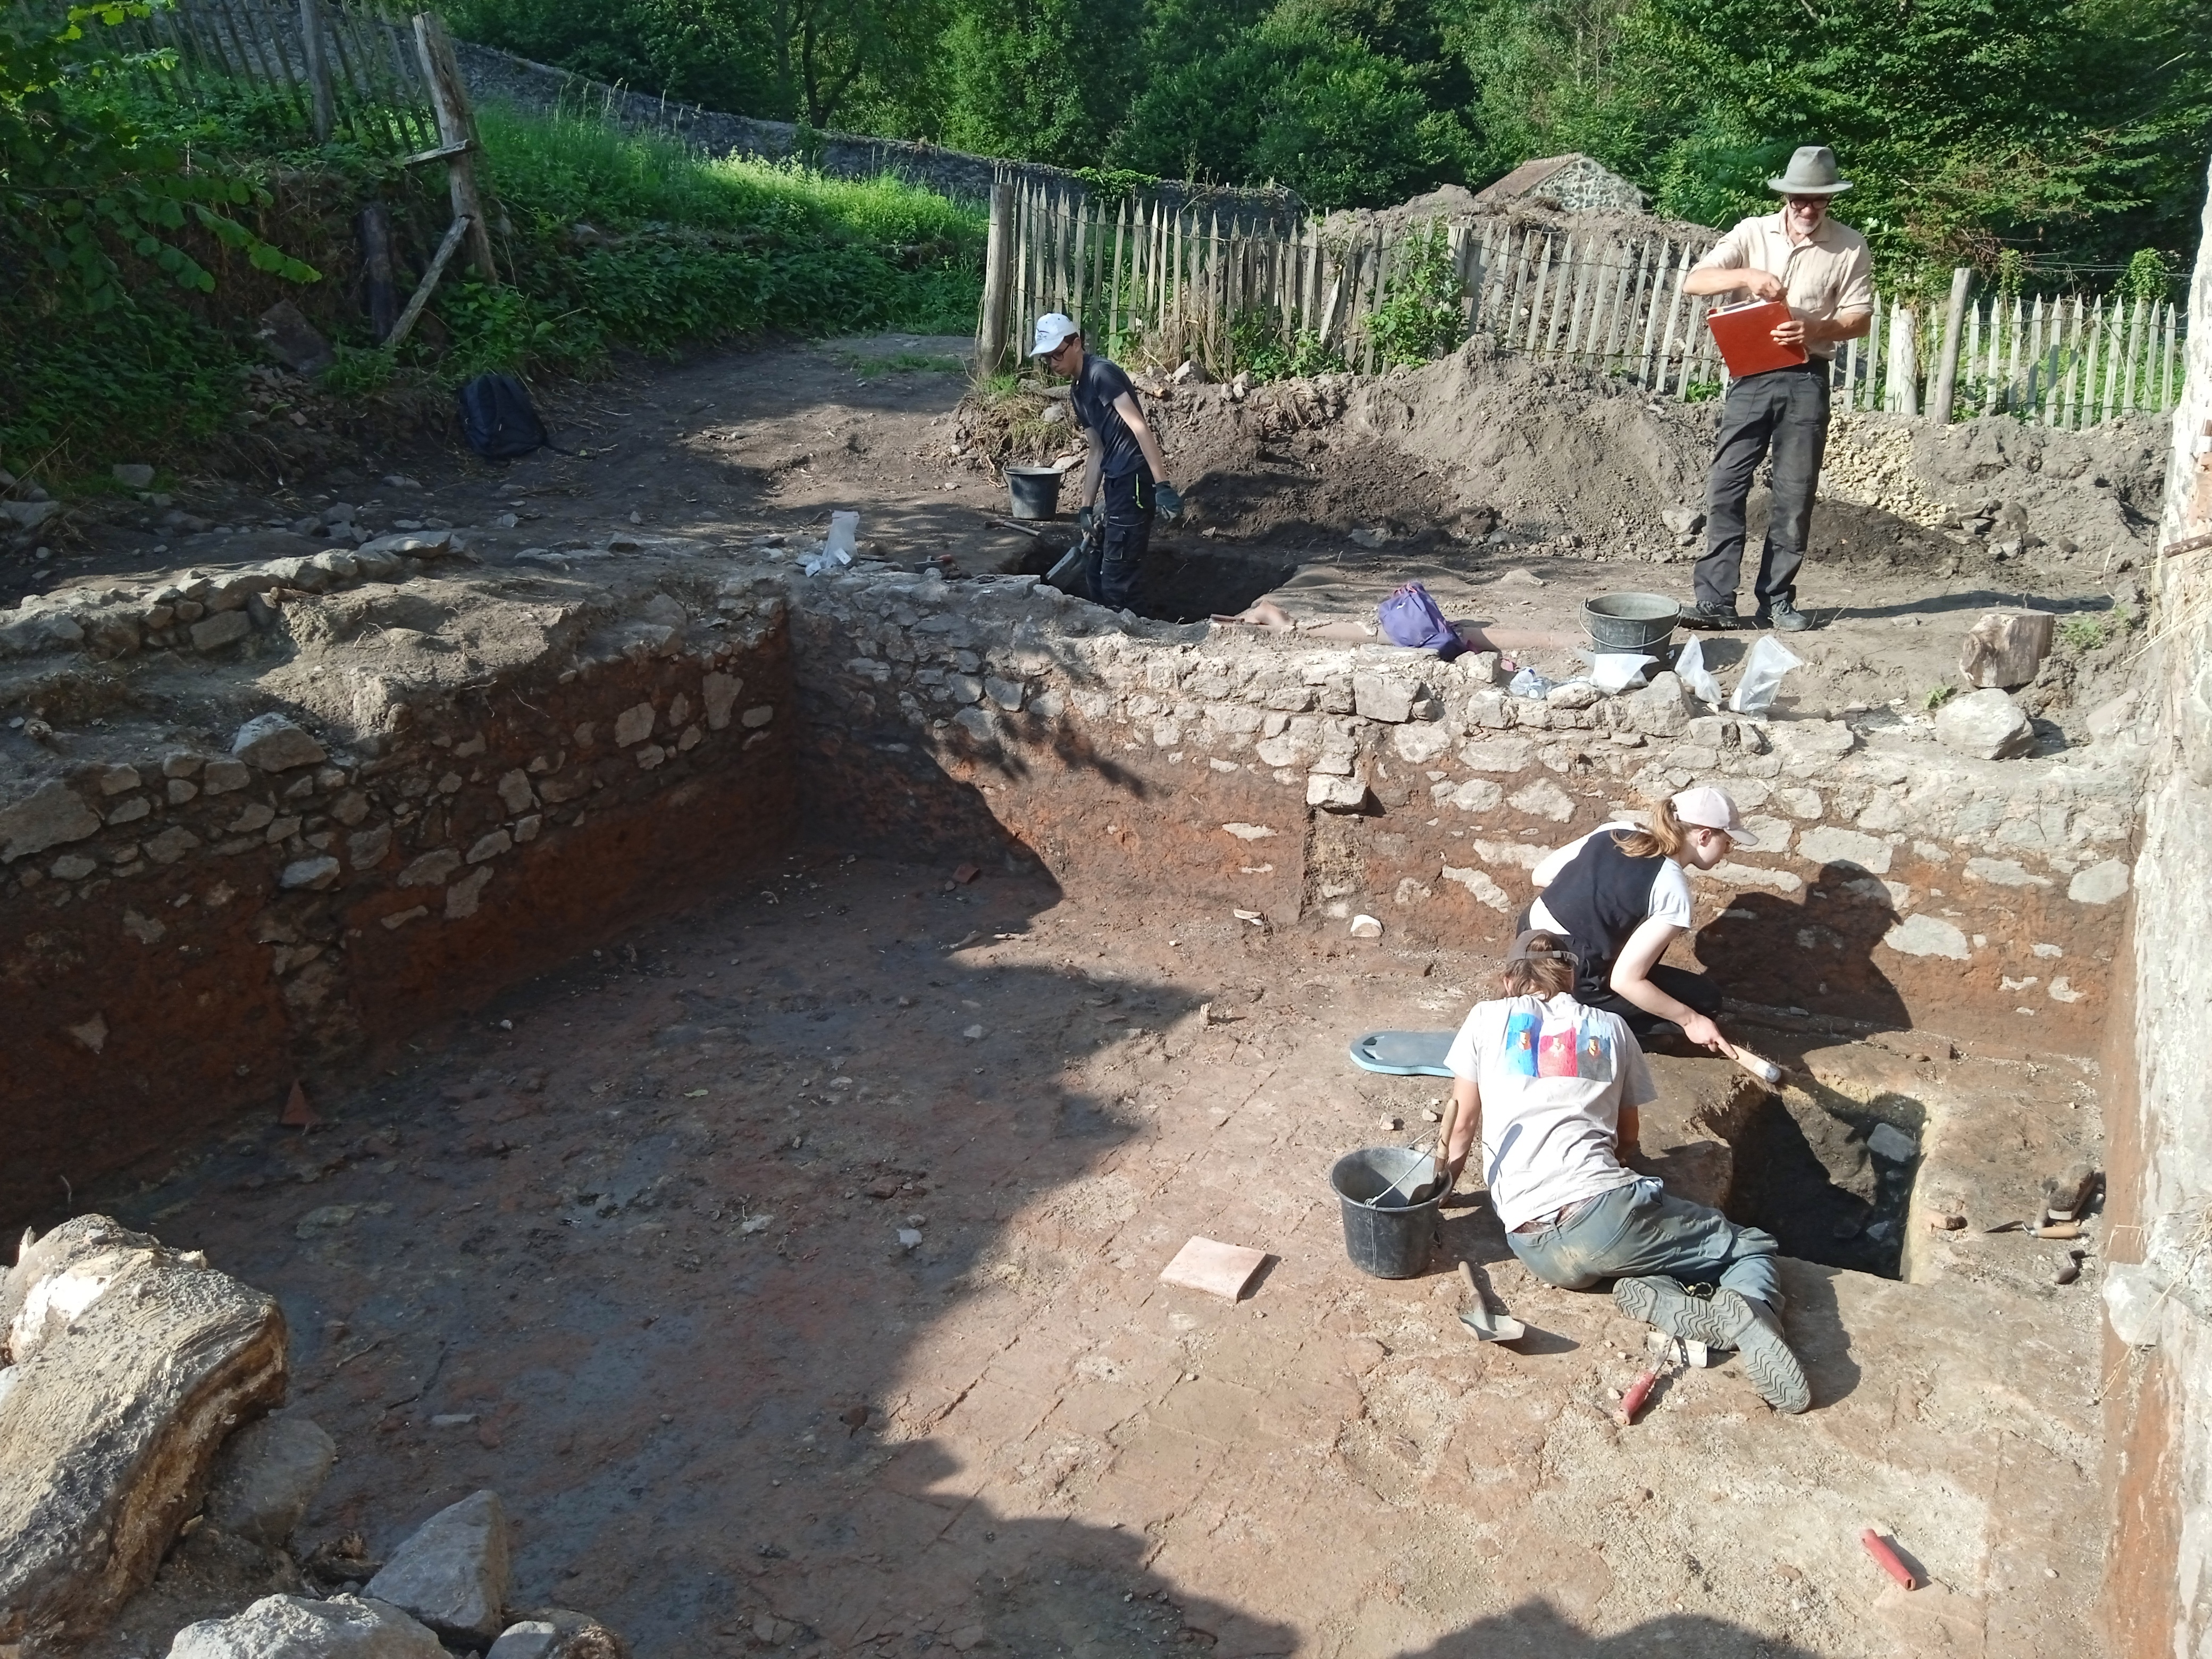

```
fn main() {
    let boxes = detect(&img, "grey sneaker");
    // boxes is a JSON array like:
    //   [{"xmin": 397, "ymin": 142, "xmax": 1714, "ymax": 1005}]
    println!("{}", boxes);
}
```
[
  {"xmin": 1680, "ymin": 601, "xmax": 1741, "ymax": 631},
  {"xmin": 1615, "ymin": 1279, "xmax": 1810, "ymax": 1413},
  {"xmin": 1613, "ymin": 1276, "xmax": 1725, "ymax": 1343},
  {"xmin": 1701, "ymin": 1289, "xmax": 1812, "ymax": 1413},
  {"xmin": 1757, "ymin": 598, "xmax": 1813, "ymax": 632}
]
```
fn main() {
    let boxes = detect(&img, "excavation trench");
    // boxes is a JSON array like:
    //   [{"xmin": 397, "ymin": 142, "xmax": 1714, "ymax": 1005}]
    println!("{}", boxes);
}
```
[{"xmin": 0, "ymin": 534, "xmax": 2141, "ymax": 1657}]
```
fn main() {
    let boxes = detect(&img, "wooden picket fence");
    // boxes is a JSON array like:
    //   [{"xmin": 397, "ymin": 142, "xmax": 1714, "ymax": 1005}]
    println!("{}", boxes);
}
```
[
  {"xmin": 977, "ymin": 177, "xmax": 2188, "ymax": 428},
  {"xmin": 51, "ymin": 0, "xmax": 447, "ymax": 156}
]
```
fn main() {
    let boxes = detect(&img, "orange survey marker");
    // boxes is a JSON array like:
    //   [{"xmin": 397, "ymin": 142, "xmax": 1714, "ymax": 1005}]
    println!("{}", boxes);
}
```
[{"xmin": 1705, "ymin": 298, "xmax": 1808, "ymax": 378}]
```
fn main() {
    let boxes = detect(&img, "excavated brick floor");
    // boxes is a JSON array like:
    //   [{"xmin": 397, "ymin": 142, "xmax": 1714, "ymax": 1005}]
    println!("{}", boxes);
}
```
[{"xmin": 89, "ymin": 851, "xmax": 2107, "ymax": 1659}]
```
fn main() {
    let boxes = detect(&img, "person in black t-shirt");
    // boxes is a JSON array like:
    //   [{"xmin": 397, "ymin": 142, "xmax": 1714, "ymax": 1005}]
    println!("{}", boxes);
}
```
[{"xmin": 1031, "ymin": 312, "xmax": 1182, "ymax": 611}]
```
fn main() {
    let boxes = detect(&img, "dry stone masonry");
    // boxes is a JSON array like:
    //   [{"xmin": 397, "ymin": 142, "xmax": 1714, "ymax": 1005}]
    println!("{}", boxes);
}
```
[{"xmin": 0, "ymin": 529, "xmax": 2146, "ymax": 1218}]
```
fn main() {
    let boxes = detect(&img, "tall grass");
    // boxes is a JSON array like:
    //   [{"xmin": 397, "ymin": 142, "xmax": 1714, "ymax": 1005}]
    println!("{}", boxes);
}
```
[{"xmin": 2, "ymin": 88, "xmax": 986, "ymax": 473}]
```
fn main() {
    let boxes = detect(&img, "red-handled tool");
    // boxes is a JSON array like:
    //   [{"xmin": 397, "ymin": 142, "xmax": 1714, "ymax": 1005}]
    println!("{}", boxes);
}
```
[
  {"xmin": 1617, "ymin": 1367, "xmax": 1659, "ymax": 1425},
  {"xmin": 1861, "ymin": 1529, "xmax": 1918, "ymax": 1589}
]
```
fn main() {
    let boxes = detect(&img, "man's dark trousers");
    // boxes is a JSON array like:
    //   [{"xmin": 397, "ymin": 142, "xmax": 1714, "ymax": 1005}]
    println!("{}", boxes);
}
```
[
  {"xmin": 1087, "ymin": 469, "xmax": 1155, "ymax": 612},
  {"xmin": 1695, "ymin": 362, "xmax": 1831, "ymax": 613}
]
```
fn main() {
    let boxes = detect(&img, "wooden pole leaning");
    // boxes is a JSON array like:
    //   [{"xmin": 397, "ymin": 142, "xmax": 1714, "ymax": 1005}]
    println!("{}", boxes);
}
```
[{"xmin": 412, "ymin": 12, "xmax": 497, "ymax": 282}]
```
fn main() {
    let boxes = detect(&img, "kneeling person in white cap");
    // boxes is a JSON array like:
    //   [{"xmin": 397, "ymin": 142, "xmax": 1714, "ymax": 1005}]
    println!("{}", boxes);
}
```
[
  {"xmin": 1440, "ymin": 929, "xmax": 1811, "ymax": 1413},
  {"xmin": 1524, "ymin": 787, "xmax": 1755, "ymax": 1050},
  {"xmin": 1032, "ymin": 312, "xmax": 1181, "ymax": 611}
]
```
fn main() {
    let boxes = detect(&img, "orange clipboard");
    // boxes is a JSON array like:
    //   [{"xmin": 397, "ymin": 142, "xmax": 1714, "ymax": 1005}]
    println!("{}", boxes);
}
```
[{"xmin": 1705, "ymin": 298, "xmax": 1808, "ymax": 377}]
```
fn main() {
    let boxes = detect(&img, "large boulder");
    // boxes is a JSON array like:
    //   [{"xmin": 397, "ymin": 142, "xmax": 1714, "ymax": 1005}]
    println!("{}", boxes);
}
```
[
  {"xmin": 364, "ymin": 1490, "xmax": 511, "ymax": 1647},
  {"xmin": 204, "ymin": 1415, "xmax": 337, "ymax": 1548},
  {"xmin": 168, "ymin": 1594, "xmax": 445, "ymax": 1658},
  {"xmin": 0, "ymin": 1218, "xmax": 287, "ymax": 1653}
]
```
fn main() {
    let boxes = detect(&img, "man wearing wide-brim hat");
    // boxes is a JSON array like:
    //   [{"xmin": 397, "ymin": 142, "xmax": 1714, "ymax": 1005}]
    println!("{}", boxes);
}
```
[{"xmin": 1679, "ymin": 145, "xmax": 1874, "ymax": 633}]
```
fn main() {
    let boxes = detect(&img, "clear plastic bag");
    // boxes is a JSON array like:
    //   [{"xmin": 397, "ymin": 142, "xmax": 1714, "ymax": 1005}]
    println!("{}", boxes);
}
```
[
  {"xmin": 1508, "ymin": 666, "xmax": 1555, "ymax": 699},
  {"xmin": 1589, "ymin": 653, "xmax": 1657, "ymax": 692},
  {"xmin": 1730, "ymin": 634, "xmax": 1805, "ymax": 714},
  {"xmin": 1675, "ymin": 637, "xmax": 1723, "ymax": 705}
]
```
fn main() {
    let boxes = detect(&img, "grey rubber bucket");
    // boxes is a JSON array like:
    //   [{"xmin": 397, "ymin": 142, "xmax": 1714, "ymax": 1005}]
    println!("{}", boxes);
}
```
[
  {"xmin": 1331, "ymin": 1146, "xmax": 1445, "ymax": 1278},
  {"xmin": 1584, "ymin": 591, "xmax": 1680, "ymax": 653},
  {"xmin": 1006, "ymin": 465, "xmax": 1065, "ymax": 520}
]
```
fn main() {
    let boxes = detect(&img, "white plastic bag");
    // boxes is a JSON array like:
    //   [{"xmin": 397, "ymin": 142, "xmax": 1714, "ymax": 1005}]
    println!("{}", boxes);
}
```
[
  {"xmin": 1589, "ymin": 653, "xmax": 1657, "ymax": 692},
  {"xmin": 1675, "ymin": 637, "xmax": 1723, "ymax": 705},
  {"xmin": 1730, "ymin": 634, "xmax": 1805, "ymax": 714},
  {"xmin": 825, "ymin": 509, "xmax": 859, "ymax": 560}
]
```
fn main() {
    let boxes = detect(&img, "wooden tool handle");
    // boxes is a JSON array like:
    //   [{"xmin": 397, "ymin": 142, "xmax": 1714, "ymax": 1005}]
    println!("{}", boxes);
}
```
[
  {"xmin": 1715, "ymin": 1037, "xmax": 1783, "ymax": 1086},
  {"xmin": 1618, "ymin": 1367, "xmax": 1659, "ymax": 1425},
  {"xmin": 1861, "ymin": 1529, "xmax": 1918, "ymax": 1589},
  {"xmin": 1459, "ymin": 1260, "xmax": 1478, "ymax": 1295}
]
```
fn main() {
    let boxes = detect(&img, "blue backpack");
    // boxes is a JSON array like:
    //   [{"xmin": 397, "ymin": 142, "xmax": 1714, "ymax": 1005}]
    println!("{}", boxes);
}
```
[
  {"xmin": 1378, "ymin": 581, "xmax": 1465, "ymax": 660},
  {"xmin": 457, "ymin": 372, "xmax": 564, "ymax": 461}
]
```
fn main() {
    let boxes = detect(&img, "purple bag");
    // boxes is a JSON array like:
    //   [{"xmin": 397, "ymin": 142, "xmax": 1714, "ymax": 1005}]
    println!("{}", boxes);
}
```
[{"xmin": 1377, "ymin": 581, "xmax": 1465, "ymax": 660}]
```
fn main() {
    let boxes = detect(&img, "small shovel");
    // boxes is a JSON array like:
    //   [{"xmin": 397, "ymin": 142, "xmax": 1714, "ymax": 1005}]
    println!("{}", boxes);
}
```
[{"xmin": 1455, "ymin": 1261, "xmax": 1527, "ymax": 1343}]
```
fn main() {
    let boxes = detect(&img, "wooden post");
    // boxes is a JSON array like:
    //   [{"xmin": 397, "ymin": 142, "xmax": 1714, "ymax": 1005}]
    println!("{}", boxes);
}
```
[
  {"xmin": 2101, "ymin": 298, "xmax": 2124, "ymax": 420},
  {"xmin": 1891, "ymin": 303, "xmax": 1918, "ymax": 415},
  {"xmin": 976, "ymin": 181, "xmax": 1014, "ymax": 375},
  {"xmin": 413, "ymin": 13, "xmax": 496, "ymax": 282},
  {"xmin": 386, "ymin": 215, "xmax": 472, "ymax": 349},
  {"xmin": 298, "ymin": 0, "xmax": 335, "ymax": 141},
  {"xmin": 357, "ymin": 203, "xmax": 400, "ymax": 341},
  {"xmin": 1930, "ymin": 266, "xmax": 1972, "ymax": 423},
  {"xmin": 2121, "ymin": 296, "xmax": 2144, "ymax": 412},
  {"xmin": 1636, "ymin": 241, "xmax": 1670, "ymax": 387}
]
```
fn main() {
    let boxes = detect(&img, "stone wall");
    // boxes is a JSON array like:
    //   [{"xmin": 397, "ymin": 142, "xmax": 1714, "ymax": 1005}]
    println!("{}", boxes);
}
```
[
  {"xmin": 0, "ymin": 560, "xmax": 795, "ymax": 1227},
  {"xmin": 780, "ymin": 560, "xmax": 2139, "ymax": 1055},
  {"xmin": 2101, "ymin": 147, "xmax": 2212, "ymax": 1659},
  {"xmin": 0, "ymin": 535, "xmax": 2147, "ymax": 1234}
]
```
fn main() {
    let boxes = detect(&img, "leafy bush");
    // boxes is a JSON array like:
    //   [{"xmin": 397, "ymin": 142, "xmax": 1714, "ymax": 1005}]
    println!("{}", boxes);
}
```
[
  {"xmin": 1234, "ymin": 314, "xmax": 1346, "ymax": 383},
  {"xmin": 1364, "ymin": 222, "xmax": 1464, "ymax": 368}
]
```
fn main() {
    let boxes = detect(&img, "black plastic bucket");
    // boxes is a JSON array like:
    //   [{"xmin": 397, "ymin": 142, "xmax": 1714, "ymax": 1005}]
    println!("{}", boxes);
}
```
[
  {"xmin": 1006, "ymin": 465, "xmax": 1064, "ymax": 520},
  {"xmin": 1330, "ymin": 1147, "xmax": 1445, "ymax": 1278},
  {"xmin": 1583, "ymin": 592, "xmax": 1680, "ymax": 653}
]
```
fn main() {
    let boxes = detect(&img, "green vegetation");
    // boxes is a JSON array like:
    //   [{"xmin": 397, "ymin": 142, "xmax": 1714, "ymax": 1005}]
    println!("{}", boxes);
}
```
[
  {"xmin": 2, "ymin": 16, "xmax": 984, "ymax": 474},
  {"xmin": 451, "ymin": 0, "xmax": 2209, "ymax": 284},
  {"xmin": 1923, "ymin": 684, "xmax": 1956, "ymax": 710},
  {"xmin": 2058, "ymin": 604, "xmax": 2136, "ymax": 656},
  {"xmin": 1367, "ymin": 222, "xmax": 1466, "ymax": 368}
]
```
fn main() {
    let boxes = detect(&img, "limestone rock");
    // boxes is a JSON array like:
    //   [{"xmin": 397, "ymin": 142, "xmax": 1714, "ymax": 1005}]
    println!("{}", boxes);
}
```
[
  {"xmin": 0, "ymin": 1217, "xmax": 287, "ymax": 1652},
  {"xmin": 232, "ymin": 715, "xmax": 328, "ymax": 774},
  {"xmin": 255, "ymin": 301, "xmax": 334, "ymax": 376},
  {"xmin": 1958, "ymin": 610, "xmax": 2055, "ymax": 690},
  {"xmin": 356, "ymin": 531, "xmax": 453, "ymax": 560},
  {"xmin": 169, "ymin": 1594, "xmax": 445, "ymax": 1659},
  {"xmin": 191, "ymin": 611, "xmax": 253, "ymax": 652},
  {"xmin": 112, "ymin": 463, "xmax": 156, "ymax": 489},
  {"xmin": 0, "ymin": 780, "xmax": 101, "ymax": 864},
  {"xmin": 364, "ymin": 1489, "xmax": 512, "ymax": 1646},
  {"xmin": 1351, "ymin": 672, "xmax": 1415, "ymax": 723},
  {"xmin": 1306, "ymin": 773, "xmax": 1369, "ymax": 811},
  {"xmin": 1624, "ymin": 672, "xmax": 1692, "ymax": 736},
  {"xmin": 1935, "ymin": 688, "xmax": 2034, "ymax": 759},
  {"xmin": 204, "ymin": 1415, "xmax": 336, "ymax": 1548},
  {"xmin": 493, "ymin": 1609, "xmax": 628, "ymax": 1659}
]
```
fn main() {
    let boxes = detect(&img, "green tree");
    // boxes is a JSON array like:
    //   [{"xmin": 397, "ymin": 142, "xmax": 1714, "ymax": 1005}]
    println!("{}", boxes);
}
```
[{"xmin": 937, "ymin": 0, "xmax": 1145, "ymax": 165}]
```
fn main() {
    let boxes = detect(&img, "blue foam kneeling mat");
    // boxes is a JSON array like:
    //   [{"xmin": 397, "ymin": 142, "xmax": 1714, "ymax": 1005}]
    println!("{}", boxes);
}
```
[{"xmin": 1346, "ymin": 1030, "xmax": 1454, "ymax": 1077}]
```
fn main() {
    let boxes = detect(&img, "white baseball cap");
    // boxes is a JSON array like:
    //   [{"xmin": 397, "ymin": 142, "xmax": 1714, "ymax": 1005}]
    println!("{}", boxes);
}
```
[
  {"xmin": 1672, "ymin": 785, "xmax": 1755, "ymax": 847},
  {"xmin": 1031, "ymin": 312, "xmax": 1080, "ymax": 356}
]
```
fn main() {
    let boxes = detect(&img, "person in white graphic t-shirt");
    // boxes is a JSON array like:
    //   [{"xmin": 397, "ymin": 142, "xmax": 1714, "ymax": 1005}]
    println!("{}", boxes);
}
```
[{"xmin": 1440, "ymin": 929, "xmax": 1812, "ymax": 1414}]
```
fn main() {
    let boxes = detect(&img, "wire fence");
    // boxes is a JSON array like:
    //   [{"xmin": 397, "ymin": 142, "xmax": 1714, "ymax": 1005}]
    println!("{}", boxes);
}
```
[{"xmin": 981, "ymin": 177, "xmax": 2188, "ymax": 428}]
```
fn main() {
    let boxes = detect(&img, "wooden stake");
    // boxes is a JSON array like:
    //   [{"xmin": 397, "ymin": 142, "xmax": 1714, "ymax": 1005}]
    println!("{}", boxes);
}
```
[
  {"xmin": 297, "ymin": 0, "xmax": 334, "ymax": 141},
  {"xmin": 977, "ymin": 181, "xmax": 1015, "ymax": 375},
  {"xmin": 1929, "ymin": 265, "xmax": 1972, "ymax": 424},
  {"xmin": 385, "ymin": 214, "xmax": 471, "ymax": 349},
  {"xmin": 2121, "ymin": 296, "xmax": 2143, "ymax": 412},
  {"xmin": 413, "ymin": 13, "xmax": 496, "ymax": 282}
]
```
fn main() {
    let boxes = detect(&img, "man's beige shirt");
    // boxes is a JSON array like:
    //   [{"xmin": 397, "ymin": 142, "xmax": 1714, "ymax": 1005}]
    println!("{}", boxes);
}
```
[{"xmin": 1692, "ymin": 211, "xmax": 1875, "ymax": 359}]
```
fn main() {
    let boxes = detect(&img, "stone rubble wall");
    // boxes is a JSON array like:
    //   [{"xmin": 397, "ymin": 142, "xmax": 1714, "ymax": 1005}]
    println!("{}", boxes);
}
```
[
  {"xmin": 0, "ymin": 538, "xmax": 2148, "ymax": 1229},
  {"xmin": 776, "ymin": 559, "xmax": 2141, "ymax": 1054},
  {"xmin": 0, "ymin": 585, "xmax": 795, "ymax": 1228},
  {"xmin": 2100, "ymin": 148, "xmax": 2212, "ymax": 1659}
]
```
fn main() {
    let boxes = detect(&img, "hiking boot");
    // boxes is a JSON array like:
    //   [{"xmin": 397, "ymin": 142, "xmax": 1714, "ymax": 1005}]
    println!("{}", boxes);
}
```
[
  {"xmin": 1613, "ymin": 1276, "xmax": 1724, "ymax": 1345},
  {"xmin": 1680, "ymin": 601, "xmax": 1741, "ymax": 631},
  {"xmin": 1756, "ymin": 598, "xmax": 1813, "ymax": 632},
  {"xmin": 1700, "ymin": 1289, "xmax": 1812, "ymax": 1413}
]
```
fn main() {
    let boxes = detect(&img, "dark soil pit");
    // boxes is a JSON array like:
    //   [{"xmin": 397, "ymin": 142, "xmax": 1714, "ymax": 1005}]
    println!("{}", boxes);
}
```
[{"xmin": 1728, "ymin": 1083, "xmax": 1925, "ymax": 1279}]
